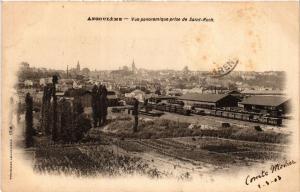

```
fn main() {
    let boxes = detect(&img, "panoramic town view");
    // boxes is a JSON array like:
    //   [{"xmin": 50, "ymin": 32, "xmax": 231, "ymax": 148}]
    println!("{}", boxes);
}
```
[{"xmin": 16, "ymin": 60, "xmax": 291, "ymax": 179}]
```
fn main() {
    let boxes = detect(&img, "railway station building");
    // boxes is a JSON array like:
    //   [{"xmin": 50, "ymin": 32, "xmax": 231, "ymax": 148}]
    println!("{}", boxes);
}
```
[
  {"xmin": 178, "ymin": 93, "xmax": 239, "ymax": 109},
  {"xmin": 239, "ymin": 96, "xmax": 290, "ymax": 116}
]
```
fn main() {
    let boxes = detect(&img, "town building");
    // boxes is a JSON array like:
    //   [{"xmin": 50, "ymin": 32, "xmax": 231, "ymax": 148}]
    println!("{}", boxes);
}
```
[
  {"xmin": 239, "ymin": 96, "xmax": 290, "ymax": 116},
  {"xmin": 125, "ymin": 89, "xmax": 146, "ymax": 102},
  {"xmin": 241, "ymin": 90, "xmax": 285, "ymax": 96},
  {"xmin": 24, "ymin": 80, "xmax": 34, "ymax": 87},
  {"xmin": 107, "ymin": 91, "xmax": 119, "ymax": 106},
  {"xmin": 57, "ymin": 79, "xmax": 76, "ymax": 92},
  {"xmin": 64, "ymin": 88, "xmax": 92, "ymax": 108},
  {"xmin": 178, "ymin": 93, "xmax": 239, "ymax": 109}
]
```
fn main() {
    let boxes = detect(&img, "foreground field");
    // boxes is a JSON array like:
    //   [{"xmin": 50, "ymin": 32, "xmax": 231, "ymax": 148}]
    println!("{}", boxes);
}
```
[
  {"xmin": 34, "ymin": 144, "xmax": 167, "ymax": 178},
  {"xmin": 32, "ymin": 112, "xmax": 289, "ymax": 179}
]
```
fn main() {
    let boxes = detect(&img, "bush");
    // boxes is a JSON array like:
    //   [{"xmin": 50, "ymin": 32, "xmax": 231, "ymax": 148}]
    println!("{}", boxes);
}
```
[
  {"xmin": 222, "ymin": 123, "xmax": 231, "ymax": 128},
  {"xmin": 254, "ymin": 126, "xmax": 263, "ymax": 132}
]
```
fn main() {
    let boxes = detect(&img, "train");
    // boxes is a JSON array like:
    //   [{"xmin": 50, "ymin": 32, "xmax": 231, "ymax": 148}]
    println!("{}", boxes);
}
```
[
  {"xmin": 147, "ymin": 102, "xmax": 191, "ymax": 116},
  {"xmin": 146, "ymin": 97, "xmax": 282, "ymax": 126},
  {"xmin": 208, "ymin": 109, "xmax": 282, "ymax": 126}
]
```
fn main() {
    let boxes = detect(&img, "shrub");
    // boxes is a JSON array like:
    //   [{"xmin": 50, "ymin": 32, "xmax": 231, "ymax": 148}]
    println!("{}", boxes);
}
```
[{"xmin": 254, "ymin": 126, "xmax": 263, "ymax": 132}]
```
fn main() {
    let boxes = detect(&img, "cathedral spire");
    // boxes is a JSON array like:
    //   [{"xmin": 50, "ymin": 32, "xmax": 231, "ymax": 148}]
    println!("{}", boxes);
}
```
[
  {"xmin": 76, "ymin": 60, "xmax": 80, "ymax": 72},
  {"xmin": 132, "ymin": 59, "xmax": 136, "ymax": 71}
]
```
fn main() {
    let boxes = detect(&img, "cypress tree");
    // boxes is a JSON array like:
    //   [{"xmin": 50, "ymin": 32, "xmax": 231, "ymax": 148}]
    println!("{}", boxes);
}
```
[
  {"xmin": 52, "ymin": 75, "xmax": 59, "ymax": 141},
  {"xmin": 25, "ymin": 93, "xmax": 33, "ymax": 147},
  {"xmin": 73, "ymin": 97, "xmax": 85, "ymax": 142},
  {"xmin": 41, "ymin": 85, "xmax": 52, "ymax": 135},
  {"xmin": 91, "ymin": 85, "xmax": 98, "ymax": 127}
]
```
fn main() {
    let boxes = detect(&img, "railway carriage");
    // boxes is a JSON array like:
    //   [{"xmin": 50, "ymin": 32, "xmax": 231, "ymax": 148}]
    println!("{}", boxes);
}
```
[
  {"xmin": 228, "ymin": 112, "xmax": 235, "ymax": 118},
  {"xmin": 242, "ymin": 114, "xmax": 251, "ymax": 121},
  {"xmin": 216, "ymin": 111, "xmax": 223, "ymax": 117},
  {"xmin": 234, "ymin": 113, "xmax": 243, "ymax": 120},
  {"xmin": 222, "ymin": 111, "xmax": 228, "ymax": 117},
  {"xmin": 267, "ymin": 117, "xmax": 282, "ymax": 125}
]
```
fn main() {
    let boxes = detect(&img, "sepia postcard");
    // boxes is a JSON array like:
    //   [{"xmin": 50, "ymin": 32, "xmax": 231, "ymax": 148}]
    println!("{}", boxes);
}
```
[{"xmin": 1, "ymin": 1, "xmax": 299, "ymax": 192}]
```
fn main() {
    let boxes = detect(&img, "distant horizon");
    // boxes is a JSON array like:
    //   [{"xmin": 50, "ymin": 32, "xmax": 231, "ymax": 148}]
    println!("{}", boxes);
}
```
[{"xmin": 22, "ymin": 61, "xmax": 286, "ymax": 73}]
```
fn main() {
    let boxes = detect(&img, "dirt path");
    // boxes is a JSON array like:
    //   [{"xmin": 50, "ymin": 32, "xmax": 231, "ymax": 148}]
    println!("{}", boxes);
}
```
[{"xmin": 97, "ymin": 141, "xmax": 216, "ymax": 177}]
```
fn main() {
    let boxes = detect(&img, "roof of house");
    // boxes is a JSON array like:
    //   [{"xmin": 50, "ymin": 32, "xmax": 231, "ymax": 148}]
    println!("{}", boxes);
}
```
[
  {"xmin": 107, "ymin": 95, "xmax": 118, "ymax": 99},
  {"xmin": 226, "ymin": 90, "xmax": 241, "ymax": 94},
  {"xmin": 131, "ymin": 89, "xmax": 145, "ymax": 95},
  {"xmin": 107, "ymin": 91, "xmax": 116, "ymax": 95},
  {"xmin": 146, "ymin": 94, "xmax": 176, "ymax": 99},
  {"xmin": 179, "ymin": 93, "xmax": 230, "ymax": 103},
  {"xmin": 241, "ymin": 90, "xmax": 285, "ymax": 95},
  {"xmin": 56, "ymin": 92, "xmax": 65, "ymax": 96},
  {"xmin": 240, "ymin": 96, "xmax": 289, "ymax": 107},
  {"xmin": 64, "ymin": 88, "xmax": 91, "ymax": 97},
  {"xmin": 156, "ymin": 95, "xmax": 177, "ymax": 100},
  {"xmin": 60, "ymin": 79, "xmax": 74, "ymax": 84}
]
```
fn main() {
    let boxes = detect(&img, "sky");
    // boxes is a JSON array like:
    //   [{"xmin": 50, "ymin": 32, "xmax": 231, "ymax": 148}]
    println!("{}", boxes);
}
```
[{"xmin": 3, "ymin": 2, "xmax": 299, "ymax": 72}]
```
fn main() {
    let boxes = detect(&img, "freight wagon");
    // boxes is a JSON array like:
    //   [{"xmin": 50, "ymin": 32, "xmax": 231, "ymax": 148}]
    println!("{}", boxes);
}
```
[
  {"xmin": 209, "ymin": 109, "xmax": 282, "ymax": 126},
  {"xmin": 148, "ymin": 102, "xmax": 191, "ymax": 116}
]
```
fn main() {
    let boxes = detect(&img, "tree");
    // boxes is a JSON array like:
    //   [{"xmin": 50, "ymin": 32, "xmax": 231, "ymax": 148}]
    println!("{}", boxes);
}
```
[
  {"xmin": 82, "ymin": 68, "xmax": 90, "ymax": 75},
  {"xmin": 73, "ymin": 98, "xmax": 91, "ymax": 142},
  {"xmin": 73, "ymin": 113, "xmax": 91, "ymax": 142},
  {"xmin": 91, "ymin": 85, "xmax": 99, "ymax": 127},
  {"xmin": 52, "ymin": 75, "xmax": 59, "ymax": 141},
  {"xmin": 122, "ymin": 66, "xmax": 129, "ymax": 71},
  {"xmin": 228, "ymin": 83, "xmax": 238, "ymax": 91},
  {"xmin": 100, "ymin": 86, "xmax": 108, "ymax": 125},
  {"xmin": 155, "ymin": 89, "xmax": 161, "ymax": 95},
  {"xmin": 182, "ymin": 66, "xmax": 189, "ymax": 75},
  {"xmin": 25, "ymin": 93, "xmax": 34, "ymax": 147},
  {"xmin": 74, "ymin": 96, "xmax": 84, "ymax": 115},
  {"xmin": 59, "ymin": 98, "xmax": 73, "ymax": 142},
  {"xmin": 41, "ymin": 84, "xmax": 52, "ymax": 135},
  {"xmin": 132, "ymin": 98, "xmax": 139, "ymax": 133},
  {"xmin": 189, "ymin": 75, "xmax": 197, "ymax": 82},
  {"xmin": 175, "ymin": 83, "xmax": 186, "ymax": 89},
  {"xmin": 199, "ymin": 78, "xmax": 207, "ymax": 88}
]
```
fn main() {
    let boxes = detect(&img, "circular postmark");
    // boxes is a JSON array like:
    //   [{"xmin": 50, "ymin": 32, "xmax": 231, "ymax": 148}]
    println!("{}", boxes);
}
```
[{"xmin": 210, "ymin": 58, "xmax": 239, "ymax": 78}]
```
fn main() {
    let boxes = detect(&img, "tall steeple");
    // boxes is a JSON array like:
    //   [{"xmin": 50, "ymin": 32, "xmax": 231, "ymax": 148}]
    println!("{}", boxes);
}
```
[
  {"xmin": 76, "ymin": 61, "xmax": 80, "ymax": 72},
  {"xmin": 132, "ymin": 59, "xmax": 137, "ymax": 73},
  {"xmin": 132, "ymin": 59, "xmax": 134, "ymax": 69}
]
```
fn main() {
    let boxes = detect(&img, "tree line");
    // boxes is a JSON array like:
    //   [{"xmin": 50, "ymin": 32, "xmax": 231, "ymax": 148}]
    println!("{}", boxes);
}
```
[{"xmin": 25, "ymin": 75, "xmax": 92, "ymax": 147}]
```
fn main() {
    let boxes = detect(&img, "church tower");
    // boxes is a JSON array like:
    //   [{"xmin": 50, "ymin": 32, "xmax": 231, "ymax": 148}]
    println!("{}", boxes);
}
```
[
  {"xmin": 132, "ymin": 59, "xmax": 137, "ymax": 74},
  {"xmin": 76, "ymin": 61, "xmax": 80, "ymax": 72}
]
